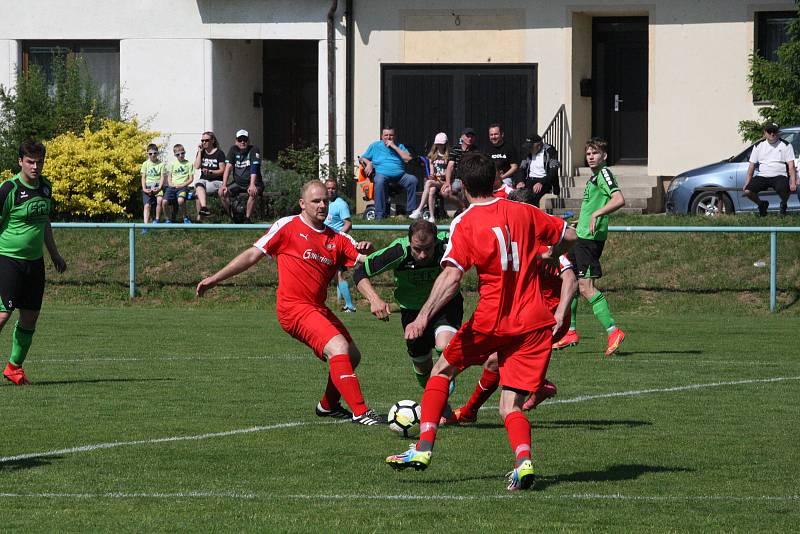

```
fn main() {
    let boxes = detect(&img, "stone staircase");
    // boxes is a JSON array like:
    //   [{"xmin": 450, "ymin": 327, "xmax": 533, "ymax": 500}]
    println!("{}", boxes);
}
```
[{"xmin": 543, "ymin": 165, "xmax": 663, "ymax": 215}]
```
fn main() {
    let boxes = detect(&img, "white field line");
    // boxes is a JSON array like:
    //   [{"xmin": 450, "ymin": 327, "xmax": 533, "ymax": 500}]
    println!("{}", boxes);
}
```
[
  {"xmin": 2, "ymin": 376, "xmax": 797, "ymax": 465},
  {"xmin": 36, "ymin": 355, "xmax": 307, "ymax": 363},
  {"xmin": 0, "ymin": 492, "xmax": 796, "ymax": 503}
]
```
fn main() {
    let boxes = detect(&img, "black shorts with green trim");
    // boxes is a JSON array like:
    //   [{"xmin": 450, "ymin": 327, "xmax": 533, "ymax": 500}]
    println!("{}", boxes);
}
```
[
  {"xmin": 568, "ymin": 238, "xmax": 605, "ymax": 279},
  {"xmin": 400, "ymin": 293, "xmax": 464, "ymax": 362},
  {"xmin": 0, "ymin": 255, "xmax": 46, "ymax": 312}
]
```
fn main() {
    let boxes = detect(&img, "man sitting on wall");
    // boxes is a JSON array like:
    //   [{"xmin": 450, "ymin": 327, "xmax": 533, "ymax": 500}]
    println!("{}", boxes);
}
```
[{"xmin": 360, "ymin": 127, "xmax": 419, "ymax": 220}]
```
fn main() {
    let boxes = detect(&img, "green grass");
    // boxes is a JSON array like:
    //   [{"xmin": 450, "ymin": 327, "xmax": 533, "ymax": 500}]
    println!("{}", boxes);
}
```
[{"xmin": 1, "ymin": 303, "xmax": 799, "ymax": 531}]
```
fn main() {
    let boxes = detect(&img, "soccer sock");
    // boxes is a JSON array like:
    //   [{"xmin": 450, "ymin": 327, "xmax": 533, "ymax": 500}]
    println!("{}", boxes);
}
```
[
  {"xmin": 588, "ymin": 291, "xmax": 617, "ymax": 332},
  {"xmin": 327, "ymin": 354, "xmax": 368, "ymax": 417},
  {"xmin": 462, "ymin": 368, "xmax": 500, "ymax": 416},
  {"xmin": 504, "ymin": 411, "xmax": 532, "ymax": 467},
  {"xmin": 569, "ymin": 296, "xmax": 578, "ymax": 331},
  {"xmin": 414, "ymin": 367, "xmax": 430, "ymax": 389},
  {"xmin": 9, "ymin": 322, "xmax": 34, "ymax": 367},
  {"xmin": 338, "ymin": 280, "xmax": 354, "ymax": 309},
  {"xmin": 319, "ymin": 373, "xmax": 342, "ymax": 410},
  {"xmin": 416, "ymin": 375, "xmax": 450, "ymax": 452}
]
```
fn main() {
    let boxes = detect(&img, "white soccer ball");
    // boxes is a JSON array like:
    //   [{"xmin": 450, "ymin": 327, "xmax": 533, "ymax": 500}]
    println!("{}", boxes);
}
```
[{"xmin": 388, "ymin": 399, "xmax": 421, "ymax": 438}]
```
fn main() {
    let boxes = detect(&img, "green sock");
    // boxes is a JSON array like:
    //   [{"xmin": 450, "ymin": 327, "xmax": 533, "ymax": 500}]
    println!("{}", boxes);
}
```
[
  {"xmin": 588, "ymin": 292, "xmax": 616, "ymax": 332},
  {"xmin": 414, "ymin": 366, "xmax": 430, "ymax": 389},
  {"xmin": 569, "ymin": 296, "xmax": 578, "ymax": 330},
  {"xmin": 9, "ymin": 322, "xmax": 35, "ymax": 367}
]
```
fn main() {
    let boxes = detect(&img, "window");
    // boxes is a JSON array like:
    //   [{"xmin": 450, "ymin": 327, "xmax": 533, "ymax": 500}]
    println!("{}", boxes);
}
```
[
  {"xmin": 22, "ymin": 41, "xmax": 120, "ymax": 109},
  {"xmin": 755, "ymin": 11, "xmax": 797, "ymax": 61}
]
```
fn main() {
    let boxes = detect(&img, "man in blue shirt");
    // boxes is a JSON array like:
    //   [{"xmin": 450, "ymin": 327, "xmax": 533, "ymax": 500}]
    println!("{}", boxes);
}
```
[
  {"xmin": 325, "ymin": 178, "xmax": 357, "ymax": 312},
  {"xmin": 360, "ymin": 127, "xmax": 419, "ymax": 219}
]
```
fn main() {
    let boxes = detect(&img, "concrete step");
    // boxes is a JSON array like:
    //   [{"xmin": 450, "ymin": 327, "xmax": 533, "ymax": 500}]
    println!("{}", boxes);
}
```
[
  {"xmin": 546, "ymin": 197, "xmax": 650, "ymax": 210},
  {"xmin": 559, "ymin": 186, "xmax": 656, "ymax": 199}
]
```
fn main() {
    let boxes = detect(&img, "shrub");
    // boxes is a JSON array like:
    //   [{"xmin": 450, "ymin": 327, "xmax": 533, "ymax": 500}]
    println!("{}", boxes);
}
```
[
  {"xmin": 261, "ymin": 161, "xmax": 305, "ymax": 217},
  {"xmin": 44, "ymin": 117, "xmax": 158, "ymax": 219}
]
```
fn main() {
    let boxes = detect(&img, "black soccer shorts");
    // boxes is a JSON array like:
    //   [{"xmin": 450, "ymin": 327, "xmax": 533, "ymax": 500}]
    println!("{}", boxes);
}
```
[
  {"xmin": 568, "ymin": 238, "xmax": 606, "ymax": 279},
  {"xmin": 0, "ymin": 255, "xmax": 46, "ymax": 312},
  {"xmin": 400, "ymin": 293, "xmax": 464, "ymax": 362}
]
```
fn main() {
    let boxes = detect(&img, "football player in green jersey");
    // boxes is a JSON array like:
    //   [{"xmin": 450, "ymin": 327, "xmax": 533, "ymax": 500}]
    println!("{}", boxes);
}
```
[
  {"xmin": 0, "ymin": 139, "xmax": 67, "ymax": 385},
  {"xmin": 353, "ymin": 220, "xmax": 463, "ymax": 389},
  {"xmin": 555, "ymin": 137, "xmax": 626, "ymax": 356}
]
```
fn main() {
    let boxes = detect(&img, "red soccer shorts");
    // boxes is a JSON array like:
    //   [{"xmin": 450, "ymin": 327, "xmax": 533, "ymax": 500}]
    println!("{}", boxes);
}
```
[
  {"xmin": 277, "ymin": 304, "xmax": 353, "ymax": 360},
  {"xmin": 443, "ymin": 319, "xmax": 553, "ymax": 392}
]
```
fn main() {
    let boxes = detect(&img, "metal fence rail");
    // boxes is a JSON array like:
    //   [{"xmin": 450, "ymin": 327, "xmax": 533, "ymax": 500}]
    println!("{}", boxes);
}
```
[{"xmin": 51, "ymin": 223, "xmax": 800, "ymax": 311}]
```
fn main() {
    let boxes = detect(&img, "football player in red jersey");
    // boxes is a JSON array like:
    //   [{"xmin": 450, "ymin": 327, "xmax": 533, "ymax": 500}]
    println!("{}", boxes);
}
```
[
  {"xmin": 385, "ymin": 152, "xmax": 577, "ymax": 490},
  {"xmin": 197, "ymin": 180, "xmax": 385, "ymax": 425}
]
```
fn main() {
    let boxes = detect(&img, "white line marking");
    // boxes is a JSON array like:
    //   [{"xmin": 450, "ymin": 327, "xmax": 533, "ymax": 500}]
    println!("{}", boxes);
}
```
[
  {"xmin": 36, "ymin": 355, "xmax": 307, "ymax": 363},
  {"xmin": 0, "ymin": 492, "xmax": 796, "ymax": 503}
]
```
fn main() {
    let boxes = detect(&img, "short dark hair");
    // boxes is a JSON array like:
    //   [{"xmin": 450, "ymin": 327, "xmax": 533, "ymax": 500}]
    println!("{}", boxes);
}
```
[
  {"xmin": 507, "ymin": 188, "xmax": 536, "ymax": 205},
  {"xmin": 381, "ymin": 126, "xmax": 395, "ymax": 133},
  {"xmin": 19, "ymin": 138, "xmax": 45, "ymax": 160},
  {"xmin": 763, "ymin": 122, "xmax": 780, "ymax": 134},
  {"xmin": 408, "ymin": 219, "xmax": 437, "ymax": 240},
  {"xmin": 585, "ymin": 137, "xmax": 608, "ymax": 154},
  {"xmin": 147, "ymin": 143, "xmax": 158, "ymax": 152},
  {"xmin": 488, "ymin": 123, "xmax": 502, "ymax": 131},
  {"xmin": 459, "ymin": 152, "xmax": 495, "ymax": 198}
]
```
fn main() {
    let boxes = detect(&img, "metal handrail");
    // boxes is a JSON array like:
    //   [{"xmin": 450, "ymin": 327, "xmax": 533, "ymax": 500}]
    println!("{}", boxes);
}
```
[{"xmin": 541, "ymin": 104, "xmax": 572, "ymax": 181}]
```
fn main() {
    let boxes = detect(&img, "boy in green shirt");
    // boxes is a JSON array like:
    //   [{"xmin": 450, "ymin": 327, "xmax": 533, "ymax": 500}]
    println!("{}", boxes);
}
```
[
  {"xmin": 555, "ymin": 138, "xmax": 626, "ymax": 356},
  {"xmin": 140, "ymin": 143, "xmax": 165, "ymax": 232},
  {"xmin": 166, "ymin": 144, "xmax": 194, "ymax": 224}
]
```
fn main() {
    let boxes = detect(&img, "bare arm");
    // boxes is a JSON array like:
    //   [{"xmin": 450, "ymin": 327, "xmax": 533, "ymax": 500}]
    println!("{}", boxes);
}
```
[
  {"xmin": 552, "ymin": 267, "xmax": 577, "ymax": 334},
  {"xmin": 589, "ymin": 192, "xmax": 625, "ymax": 234},
  {"xmin": 744, "ymin": 162, "xmax": 757, "ymax": 189},
  {"xmin": 355, "ymin": 277, "xmax": 391, "ymax": 320},
  {"xmin": 404, "ymin": 265, "xmax": 463, "ymax": 340},
  {"xmin": 196, "ymin": 247, "xmax": 266, "ymax": 297},
  {"xmin": 193, "ymin": 148, "xmax": 203, "ymax": 170},
  {"xmin": 141, "ymin": 172, "xmax": 149, "ymax": 192},
  {"xmin": 789, "ymin": 160, "xmax": 797, "ymax": 192},
  {"xmin": 44, "ymin": 222, "xmax": 66, "ymax": 273},
  {"xmin": 502, "ymin": 162, "xmax": 519, "ymax": 180},
  {"xmin": 341, "ymin": 218, "xmax": 352, "ymax": 234},
  {"xmin": 549, "ymin": 226, "xmax": 577, "ymax": 261}
]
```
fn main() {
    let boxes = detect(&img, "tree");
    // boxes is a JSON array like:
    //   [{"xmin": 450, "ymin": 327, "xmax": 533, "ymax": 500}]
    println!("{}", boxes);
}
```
[{"xmin": 740, "ymin": 2, "xmax": 800, "ymax": 142}]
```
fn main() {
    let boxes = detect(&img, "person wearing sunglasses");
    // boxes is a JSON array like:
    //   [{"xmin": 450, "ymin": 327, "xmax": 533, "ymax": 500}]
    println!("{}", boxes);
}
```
[
  {"xmin": 140, "ymin": 143, "xmax": 166, "ymax": 232},
  {"xmin": 193, "ymin": 131, "xmax": 225, "ymax": 221},
  {"xmin": 220, "ymin": 129, "xmax": 263, "ymax": 224},
  {"xmin": 165, "ymin": 144, "xmax": 194, "ymax": 224}
]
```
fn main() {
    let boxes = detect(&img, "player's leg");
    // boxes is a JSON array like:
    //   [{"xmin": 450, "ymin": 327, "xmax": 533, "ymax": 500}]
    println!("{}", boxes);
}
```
[
  {"xmin": 579, "ymin": 276, "xmax": 625, "ymax": 356},
  {"xmin": 454, "ymin": 354, "xmax": 500, "ymax": 423},
  {"xmin": 2, "ymin": 258, "xmax": 43, "ymax": 385},
  {"xmin": 322, "ymin": 332, "xmax": 383, "ymax": 424},
  {"xmin": 498, "ymin": 388, "xmax": 535, "ymax": 490},
  {"xmin": 337, "ymin": 269, "xmax": 355, "ymax": 312}
]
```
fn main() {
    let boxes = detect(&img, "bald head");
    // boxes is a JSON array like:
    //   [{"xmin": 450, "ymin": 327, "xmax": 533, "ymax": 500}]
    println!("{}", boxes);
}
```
[{"xmin": 299, "ymin": 180, "xmax": 329, "ymax": 229}]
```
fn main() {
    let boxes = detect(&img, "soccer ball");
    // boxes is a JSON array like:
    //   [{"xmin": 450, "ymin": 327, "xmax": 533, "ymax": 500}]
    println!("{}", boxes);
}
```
[{"xmin": 388, "ymin": 399, "xmax": 421, "ymax": 437}]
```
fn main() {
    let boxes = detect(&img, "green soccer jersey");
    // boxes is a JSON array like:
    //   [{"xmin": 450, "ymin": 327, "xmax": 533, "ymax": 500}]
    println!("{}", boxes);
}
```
[
  {"xmin": 169, "ymin": 159, "xmax": 194, "ymax": 187},
  {"xmin": 0, "ymin": 173, "xmax": 53, "ymax": 260},
  {"xmin": 355, "ymin": 231, "xmax": 451, "ymax": 310},
  {"xmin": 141, "ymin": 160, "xmax": 165, "ymax": 187},
  {"xmin": 576, "ymin": 164, "xmax": 620, "ymax": 241}
]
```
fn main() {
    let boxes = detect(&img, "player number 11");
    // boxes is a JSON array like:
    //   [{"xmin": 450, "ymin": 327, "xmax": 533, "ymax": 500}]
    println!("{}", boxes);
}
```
[{"xmin": 492, "ymin": 226, "xmax": 520, "ymax": 272}]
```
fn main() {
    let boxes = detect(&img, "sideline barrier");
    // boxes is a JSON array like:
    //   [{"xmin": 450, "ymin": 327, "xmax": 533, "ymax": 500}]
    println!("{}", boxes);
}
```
[{"xmin": 51, "ymin": 223, "xmax": 800, "ymax": 311}]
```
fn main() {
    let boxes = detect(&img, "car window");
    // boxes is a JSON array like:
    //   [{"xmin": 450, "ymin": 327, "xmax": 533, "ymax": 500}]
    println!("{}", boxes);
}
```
[
  {"xmin": 731, "ymin": 146, "xmax": 753, "ymax": 163},
  {"xmin": 729, "ymin": 130, "xmax": 800, "ymax": 163}
]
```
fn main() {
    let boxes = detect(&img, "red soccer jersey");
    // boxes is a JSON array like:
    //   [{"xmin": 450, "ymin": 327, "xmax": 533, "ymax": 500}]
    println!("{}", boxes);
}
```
[
  {"xmin": 442, "ymin": 198, "xmax": 567, "ymax": 335},
  {"xmin": 492, "ymin": 183, "xmax": 514, "ymax": 199},
  {"xmin": 254, "ymin": 215, "xmax": 362, "ymax": 312},
  {"xmin": 536, "ymin": 246, "xmax": 573, "ymax": 312}
]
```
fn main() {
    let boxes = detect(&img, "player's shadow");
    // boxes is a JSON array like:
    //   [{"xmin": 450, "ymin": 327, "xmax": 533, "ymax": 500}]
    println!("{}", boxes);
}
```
[
  {"xmin": 534, "ymin": 463, "xmax": 692, "ymax": 491},
  {"xmin": 32, "ymin": 378, "xmax": 175, "ymax": 386},
  {"xmin": 0, "ymin": 456, "xmax": 60, "ymax": 472},
  {"xmin": 535, "ymin": 419, "xmax": 652, "ymax": 430}
]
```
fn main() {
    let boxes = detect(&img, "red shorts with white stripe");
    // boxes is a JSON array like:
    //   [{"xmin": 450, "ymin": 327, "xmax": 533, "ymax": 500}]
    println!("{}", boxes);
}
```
[
  {"xmin": 277, "ymin": 304, "xmax": 353, "ymax": 360},
  {"xmin": 443, "ymin": 319, "xmax": 553, "ymax": 392}
]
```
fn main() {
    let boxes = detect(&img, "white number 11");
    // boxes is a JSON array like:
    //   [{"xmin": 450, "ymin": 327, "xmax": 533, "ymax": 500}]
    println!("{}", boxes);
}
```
[{"xmin": 492, "ymin": 226, "xmax": 519, "ymax": 272}]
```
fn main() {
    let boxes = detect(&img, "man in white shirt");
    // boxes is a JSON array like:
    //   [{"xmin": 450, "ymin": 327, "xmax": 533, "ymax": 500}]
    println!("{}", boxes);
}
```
[{"xmin": 744, "ymin": 123, "xmax": 797, "ymax": 216}]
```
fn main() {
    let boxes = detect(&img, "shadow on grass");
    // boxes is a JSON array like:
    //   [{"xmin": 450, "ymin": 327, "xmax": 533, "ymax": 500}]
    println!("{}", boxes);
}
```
[
  {"xmin": 534, "ymin": 463, "xmax": 692, "ymax": 491},
  {"xmin": 0, "ymin": 456, "xmax": 61, "ymax": 472},
  {"xmin": 31, "ymin": 378, "xmax": 175, "ymax": 386}
]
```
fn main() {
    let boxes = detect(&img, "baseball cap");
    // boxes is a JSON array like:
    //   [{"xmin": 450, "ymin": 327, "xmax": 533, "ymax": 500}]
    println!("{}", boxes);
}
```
[
  {"xmin": 235, "ymin": 129, "xmax": 249, "ymax": 138},
  {"xmin": 525, "ymin": 133, "xmax": 543, "ymax": 144},
  {"xmin": 461, "ymin": 127, "xmax": 476, "ymax": 136},
  {"xmin": 434, "ymin": 132, "xmax": 448, "ymax": 145}
]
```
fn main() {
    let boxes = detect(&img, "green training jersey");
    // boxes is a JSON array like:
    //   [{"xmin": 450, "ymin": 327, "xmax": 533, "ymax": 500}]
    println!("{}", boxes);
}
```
[
  {"xmin": 576, "ymin": 164, "xmax": 620, "ymax": 241},
  {"xmin": 169, "ymin": 159, "xmax": 194, "ymax": 187},
  {"xmin": 141, "ymin": 159, "xmax": 165, "ymax": 187},
  {"xmin": 0, "ymin": 173, "xmax": 53, "ymax": 260},
  {"xmin": 354, "ymin": 231, "xmax": 452, "ymax": 310}
]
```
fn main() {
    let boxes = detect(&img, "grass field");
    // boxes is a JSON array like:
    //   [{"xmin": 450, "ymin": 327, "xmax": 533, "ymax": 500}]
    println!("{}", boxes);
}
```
[{"xmin": 2, "ymin": 302, "xmax": 799, "ymax": 532}]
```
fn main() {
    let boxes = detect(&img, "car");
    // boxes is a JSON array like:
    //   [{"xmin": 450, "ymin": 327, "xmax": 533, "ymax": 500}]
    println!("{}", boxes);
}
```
[{"xmin": 665, "ymin": 126, "xmax": 800, "ymax": 215}]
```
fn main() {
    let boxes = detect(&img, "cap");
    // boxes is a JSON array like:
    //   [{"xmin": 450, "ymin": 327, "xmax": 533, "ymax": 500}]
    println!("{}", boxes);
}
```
[
  {"xmin": 461, "ymin": 127, "xmax": 476, "ymax": 136},
  {"xmin": 525, "ymin": 133, "xmax": 543, "ymax": 144},
  {"xmin": 434, "ymin": 132, "xmax": 448, "ymax": 145},
  {"xmin": 235, "ymin": 129, "xmax": 249, "ymax": 138}
]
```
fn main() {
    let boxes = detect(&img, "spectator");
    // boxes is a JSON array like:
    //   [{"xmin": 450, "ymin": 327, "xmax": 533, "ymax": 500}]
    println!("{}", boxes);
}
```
[
  {"xmin": 193, "ymin": 131, "xmax": 226, "ymax": 221},
  {"xmin": 360, "ymin": 127, "xmax": 418, "ymax": 220},
  {"xmin": 140, "ymin": 143, "xmax": 165, "ymax": 233},
  {"xmin": 325, "ymin": 178, "xmax": 357, "ymax": 313},
  {"xmin": 743, "ymin": 122, "xmax": 797, "ymax": 216},
  {"xmin": 442, "ymin": 127, "xmax": 479, "ymax": 212},
  {"xmin": 221, "ymin": 129, "xmax": 263, "ymax": 224},
  {"xmin": 410, "ymin": 132, "xmax": 449, "ymax": 223},
  {"xmin": 486, "ymin": 124, "xmax": 519, "ymax": 188},
  {"xmin": 166, "ymin": 144, "xmax": 194, "ymax": 224},
  {"xmin": 517, "ymin": 134, "xmax": 560, "ymax": 208}
]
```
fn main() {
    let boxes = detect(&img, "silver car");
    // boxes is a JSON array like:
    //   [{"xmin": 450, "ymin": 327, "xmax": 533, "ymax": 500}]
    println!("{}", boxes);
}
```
[{"xmin": 666, "ymin": 126, "xmax": 800, "ymax": 215}]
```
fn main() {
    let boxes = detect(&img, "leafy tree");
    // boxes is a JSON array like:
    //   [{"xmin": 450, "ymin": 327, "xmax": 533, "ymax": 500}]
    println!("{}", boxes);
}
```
[{"xmin": 740, "ymin": 2, "xmax": 800, "ymax": 142}]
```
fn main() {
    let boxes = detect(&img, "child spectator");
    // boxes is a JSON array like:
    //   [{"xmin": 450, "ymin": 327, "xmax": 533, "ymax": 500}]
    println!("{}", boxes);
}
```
[
  {"xmin": 410, "ymin": 132, "xmax": 449, "ymax": 223},
  {"xmin": 166, "ymin": 144, "xmax": 195, "ymax": 224},
  {"xmin": 140, "ymin": 144, "xmax": 165, "ymax": 233}
]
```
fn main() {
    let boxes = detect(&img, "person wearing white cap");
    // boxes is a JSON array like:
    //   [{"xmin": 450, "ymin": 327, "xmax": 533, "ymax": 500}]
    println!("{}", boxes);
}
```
[
  {"xmin": 410, "ymin": 132, "xmax": 450, "ymax": 223},
  {"xmin": 220, "ymin": 129, "xmax": 263, "ymax": 223}
]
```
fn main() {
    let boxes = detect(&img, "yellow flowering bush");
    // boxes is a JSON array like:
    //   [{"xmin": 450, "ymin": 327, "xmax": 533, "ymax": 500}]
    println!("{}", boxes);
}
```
[{"xmin": 44, "ymin": 117, "xmax": 159, "ymax": 219}]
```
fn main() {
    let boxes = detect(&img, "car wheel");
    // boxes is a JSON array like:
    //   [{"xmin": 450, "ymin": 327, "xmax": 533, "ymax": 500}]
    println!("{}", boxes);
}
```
[
  {"xmin": 690, "ymin": 191, "xmax": 733, "ymax": 216},
  {"xmin": 363, "ymin": 206, "xmax": 376, "ymax": 221}
]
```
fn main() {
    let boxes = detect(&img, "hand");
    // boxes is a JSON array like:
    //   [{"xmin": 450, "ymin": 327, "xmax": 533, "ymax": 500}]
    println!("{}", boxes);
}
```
[
  {"xmin": 219, "ymin": 185, "xmax": 227, "ymax": 197},
  {"xmin": 370, "ymin": 298, "xmax": 391, "ymax": 321},
  {"xmin": 589, "ymin": 213, "xmax": 598, "ymax": 234},
  {"xmin": 532, "ymin": 182, "xmax": 543, "ymax": 193},
  {"xmin": 247, "ymin": 184, "xmax": 258, "ymax": 197},
  {"xmin": 196, "ymin": 277, "xmax": 217, "ymax": 297},
  {"xmin": 198, "ymin": 143, "xmax": 203, "ymax": 149},
  {"xmin": 441, "ymin": 183, "xmax": 451, "ymax": 195},
  {"xmin": 404, "ymin": 317, "xmax": 427, "ymax": 340},
  {"xmin": 364, "ymin": 163, "xmax": 374, "ymax": 177},
  {"xmin": 383, "ymin": 139, "xmax": 395, "ymax": 149},
  {"xmin": 356, "ymin": 241, "xmax": 373, "ymax": 254},
  {"xmin": 552, "ymin": 311, "xmax": 565, "ymax": 336},
  {"xmin": 791, "ymin": 181, "xmax": 797, "ymax": 193},
  {"xmin": 51, "ymin": 253, "xmax": 67, "ymax": 273},
  {"xmin": 515, "ymin": 182, "xmax": 525, "ymax": 189}
]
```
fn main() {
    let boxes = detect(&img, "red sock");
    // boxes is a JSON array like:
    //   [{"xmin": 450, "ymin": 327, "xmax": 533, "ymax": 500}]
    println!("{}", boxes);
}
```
[
  {"xmin": 319, "ymin": 373, "xmax": 341, "ymax": 410},
  {"xmin": 416, "ymin": 375, "xmax": 450, "ymax": 451},
  {"xmin": 462, "ymin": 368, "xmax": 500, "ymax": 416},
  {"xmin": 504, "ymin": 411, "xmax": 532, "ymax": 464},
  {"xmin": 327, "ymin": 354, "xmax": 368, "ymax": 417}
]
